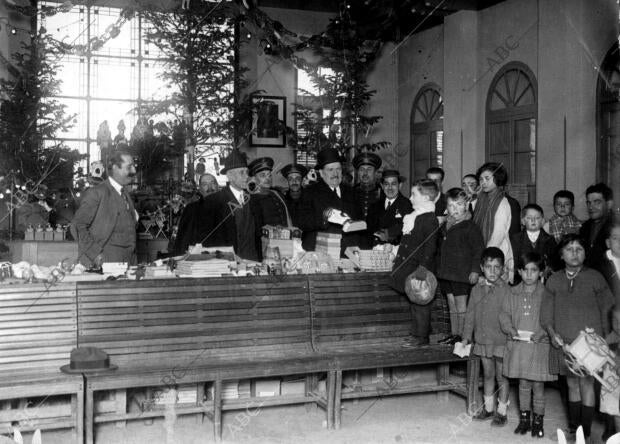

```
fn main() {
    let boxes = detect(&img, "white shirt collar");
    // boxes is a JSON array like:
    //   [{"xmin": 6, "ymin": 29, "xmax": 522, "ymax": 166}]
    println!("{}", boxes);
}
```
[
  {"xmin": 385, "ymin": 197, "xmax": 396, "ymax": 209},
  {"xmin": 607, "ymin": 250, "xmax": 620, "ymax": 275},
  {"xmin": 230, "ymin": 186, "xmax": 245, "ymax": 205},
  {"xmin": 526, "ymin": 230, "xmax": 540, "ymax": 243},
  {"xmin": 109, "ymin": 177, "xmax": 123, "ymax": 195}
]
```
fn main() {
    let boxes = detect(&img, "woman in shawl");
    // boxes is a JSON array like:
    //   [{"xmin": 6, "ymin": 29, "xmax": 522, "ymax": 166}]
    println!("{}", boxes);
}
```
[{"xmin": 472, "ymin": 162, "xmax": 514, "ymax": 283}]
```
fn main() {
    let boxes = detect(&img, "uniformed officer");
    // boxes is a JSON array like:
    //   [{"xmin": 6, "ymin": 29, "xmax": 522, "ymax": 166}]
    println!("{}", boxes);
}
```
[
  {"xmin": 366, "ymin": 170, "xmax": 413, "ymax": 246},
  {"xmin": 248, "ymin": 157, "xmax": 291, "ymax": 229},
  {"xmin": 280, "ymin": 163, "xmax": 308, "ymax": 226},
  {"xmin": 353, "ymin": 152, "xmax": 382, "ymax": 220}
]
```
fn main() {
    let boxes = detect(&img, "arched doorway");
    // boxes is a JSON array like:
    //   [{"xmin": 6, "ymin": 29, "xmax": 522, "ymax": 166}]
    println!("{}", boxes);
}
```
[
  {"xmin": 410, "ymin": 84, "xmax": 443, "ymax": 182},
  {"xmin": 597, "ymin": 41, "xmax": 620, "ymax": 204},
  {"xmin": 486, "ymin": 62, "xmax": 537, "ymax": 204}
]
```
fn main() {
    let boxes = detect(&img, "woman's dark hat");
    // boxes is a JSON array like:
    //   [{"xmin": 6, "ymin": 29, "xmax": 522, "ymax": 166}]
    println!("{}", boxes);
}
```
[
  {"xmin": 352, "ymin": 152, "xmax": 382, "ymax": 170},
  {"xmin": 220, "ymin": 150, "xmax": 249, "ymax": 175},
  {"xmin": 280, "ymin": 164, "xmax": 308, "ymax": 178},
  {"xmin": 248, "ymin": 157, "xmax": 274, "ymax": 177},
  {"xmin": 381, "ymin": 169, "xmax": 406, "ymax": 183},
  {"xmin": 315, "ymin": 148, "xmax": 344, "ymax": 170},
  {"xmin": 60, "ymin": 347, "xmax": 118, "ymax": 374}
]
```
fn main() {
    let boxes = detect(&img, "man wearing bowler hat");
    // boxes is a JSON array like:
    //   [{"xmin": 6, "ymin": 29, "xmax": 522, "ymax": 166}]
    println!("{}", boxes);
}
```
[
  {"xmin": 297, "ymin": 148, "xmax": 362, "ymax": 255},
  {"xmin": 366, "ymin": 170, "xmax": 413, "ymax": 246},
  {"xmin": 353, "ymin": 152, "xmax": 383, "ymax": 220},
  {"xmin": 280, "ymin": 163, "xmax": 309, "ymax": 225},
  {"xmin": 207, "ymin": 150, "xmax": 259, "ymax": 261},
  {"xmin": 248, "ymin": 157, "xmax": 291, "ymax": 229}
]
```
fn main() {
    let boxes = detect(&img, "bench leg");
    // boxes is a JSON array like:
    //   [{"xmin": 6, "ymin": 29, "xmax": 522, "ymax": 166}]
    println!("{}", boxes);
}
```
[
  {"xmin": 113, "ymin": 389, "xmax": 126, "ymax": 428},
  {"xmin": 326, "ymin": 371, "xmax": 336, "ymax": 430},
  {"xmin": 436, "ymin": 363, "xmax": 449, "ymax": 402},
  {"xmin": 85, "ymin": 386, "xmax": 94, "ymax": 444},
  {"xmin": 213, "ymin": 380, "xmax": 222, "ymax": 442},
  {"xmin": 196, "ymin": 383, "xmax": 205, "ymax": 424},
  {"xmin": 334, "ymin": 371, "xmax": 342, "ymax": 430},
  {"xmin": 467, "ymin": 356, "xmax": 481, "ymax": 416},
  {"xmin": 304, "ymin": 373, "xmax": 318, "ymax": 412},
  {"xmin": 73, "ymin": 381, "xmax": 85, "ymax": 444}
]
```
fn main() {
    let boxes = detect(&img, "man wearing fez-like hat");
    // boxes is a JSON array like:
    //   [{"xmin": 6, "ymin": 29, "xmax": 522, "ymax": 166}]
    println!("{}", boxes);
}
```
[
  {"xmin": 207, "ymin": 150, "xmax": 259, "ymax": 261},
  {"xmin": 353, "ymin": 152, "xmax": 383, "ymax": 220},
  {"xmin": 280, "ymin": 163, "xmax": 309, "ymax": 224},
  {"xmin": 297, "ymin": 148, "xmax": 362, "ymax": 256},
  {"xmin": 366, "ymin": 170, "xmax": 413, "ymax": 246},
  {"xmin": 248, "ymin": 157, "xmax": 292, "ymax": 244}
]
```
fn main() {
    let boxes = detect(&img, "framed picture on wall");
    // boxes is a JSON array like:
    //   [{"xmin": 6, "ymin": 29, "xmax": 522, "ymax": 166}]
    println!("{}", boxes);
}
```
[{"xmin": 250, "ymin": 95, "xmax": 286, "ymax": 147}]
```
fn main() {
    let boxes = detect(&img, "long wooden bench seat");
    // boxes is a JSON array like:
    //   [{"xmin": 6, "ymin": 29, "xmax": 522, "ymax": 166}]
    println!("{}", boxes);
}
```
[
  {"xmin": 0, "ymin": 283, "xmax": 84, "ymax": 443},
  {"xmin": 308, "ymin": 272, "xmax": 471, "ymax": 429},
  {"xmin": 76, "ymin": 275, "xmax": 331, "ymax": 444}
]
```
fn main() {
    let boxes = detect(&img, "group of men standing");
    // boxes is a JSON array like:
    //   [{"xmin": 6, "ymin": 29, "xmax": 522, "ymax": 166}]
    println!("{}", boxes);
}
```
[
  {"xmin": 171, "ymin": 147, "xmax": 414, "ymax": 261},
  {"xmin": 69, "ymin": 146, "xmax": 421, "ymax": 266}
]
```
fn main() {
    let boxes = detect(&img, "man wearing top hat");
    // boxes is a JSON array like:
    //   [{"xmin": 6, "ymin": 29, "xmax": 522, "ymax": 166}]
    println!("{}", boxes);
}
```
[
  {"xmin": 366, "ymin": 170, "xmax": 413, "ymax": 246},
  {"xmin": 280, "ymin": 163, "xmax": 308, "ymax": 226},
  {"xmin": 297, "ymin": 148, "xmax": 362, "ymax": 255},
  {"xmin": 206, "ymin": 150, "xmax": 259, "ymax": 261},
  {"xmin": 353, "ymin": 152, "xmax": 383, "ymax": 220}
]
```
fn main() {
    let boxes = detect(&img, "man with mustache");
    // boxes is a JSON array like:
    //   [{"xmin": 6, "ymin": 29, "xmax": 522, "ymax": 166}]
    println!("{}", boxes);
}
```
[
  {"xmin": 72, "ymin": 150, "xmax": 138, "ymax": 267},
  {"xmin": 297, "ymin": 148, "xmax": 362, "ymax": 256},
  {"xmin": 353, "ymin": 152, "xmax": 383, "ymax": 220},
  {"xmin": 206, "ymin": 150, "xmax": 259, "ymax": 261},
  {"xmin": 280, "ymin": 163, "xmax": 308, "ymax": 225}
]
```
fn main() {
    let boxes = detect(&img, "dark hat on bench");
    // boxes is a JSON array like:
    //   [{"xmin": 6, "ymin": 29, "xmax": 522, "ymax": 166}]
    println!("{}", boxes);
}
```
[{"xmin": 60, "ymin": 347, "xmax": 118, "ymax": 374}]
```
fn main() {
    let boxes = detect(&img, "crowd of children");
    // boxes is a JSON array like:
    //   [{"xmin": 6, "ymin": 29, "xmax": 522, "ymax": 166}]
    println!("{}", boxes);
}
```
[{"xmin": 392, "ymin": 167, "xmax": 620, "ymax": 442}]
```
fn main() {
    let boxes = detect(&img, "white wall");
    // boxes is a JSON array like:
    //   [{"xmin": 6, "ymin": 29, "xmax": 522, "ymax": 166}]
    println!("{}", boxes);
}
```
[{"xmin": 396, "ymin": 0, "xmax": 619, "ymax": 218}]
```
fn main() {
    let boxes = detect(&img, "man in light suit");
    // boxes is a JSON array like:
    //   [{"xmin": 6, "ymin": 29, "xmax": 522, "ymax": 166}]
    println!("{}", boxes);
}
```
[{"xmin": 72, "ymin": 151, "xmax": 138, "ymax": 267}]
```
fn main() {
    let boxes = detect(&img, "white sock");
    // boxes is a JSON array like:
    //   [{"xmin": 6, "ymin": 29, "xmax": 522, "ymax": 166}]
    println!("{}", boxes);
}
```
[
  {"xmin": 497, "ymin": 400, "xmax": 510, "ymax": 415},
  {"xmin": 484, "ymin": 395, "xmax": 494, "ymax": 412}
]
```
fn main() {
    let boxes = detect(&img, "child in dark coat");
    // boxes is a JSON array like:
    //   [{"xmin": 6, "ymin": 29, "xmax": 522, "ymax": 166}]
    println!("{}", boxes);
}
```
[
  {"xmin": 389, "ymin": 179, "xmax": 439, "ymax": 346},
  {"xmin": 510, "ymin": 204, "xmax": 559, "ymax": 284},
  {"xmin": 436, "ymin": 187, "xmax": 484, "ymax": 342}
]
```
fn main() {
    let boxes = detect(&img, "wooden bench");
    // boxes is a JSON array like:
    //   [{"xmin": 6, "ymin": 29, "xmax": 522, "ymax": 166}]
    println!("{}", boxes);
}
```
[
  {"xmin": 76, "ymin": 275, "xmax": 332, "ymax": 444},
  {"xmin": 308, "ymin": 272, "xmax": 471, "ymax": 428},
  {"xmin": 0, "ymin": 282, "xmax": 84, "ymax": 443}
]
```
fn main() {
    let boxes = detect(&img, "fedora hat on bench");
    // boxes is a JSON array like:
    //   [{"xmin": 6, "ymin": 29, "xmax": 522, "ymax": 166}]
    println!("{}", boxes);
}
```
[{"xmin": 60, "ymin": 347, "xmax": 118, "ymax": 374}]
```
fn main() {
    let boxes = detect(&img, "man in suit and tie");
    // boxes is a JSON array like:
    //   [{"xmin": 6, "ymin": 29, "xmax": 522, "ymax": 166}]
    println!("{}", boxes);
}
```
[
  {"xmin": 298, "ymin": 148, "xmax": 362, "ymax": 256},
  {"xmin": 72, "ymin": 150, "xmax": 138, "ymax": 267},
  {"xmin": 206, "ymin": 150, "xmax": 259, "ymax": 261},
  {"xmin": 366, "ymin": 170, "xmax": 413, "ymax": 246}
]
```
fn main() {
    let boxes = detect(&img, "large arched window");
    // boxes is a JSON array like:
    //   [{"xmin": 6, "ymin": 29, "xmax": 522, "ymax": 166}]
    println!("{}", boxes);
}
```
[
  {"xmin": 486, "ymin": 62, "xmax": 537, "ymax": 204},
  {"xmin": 410, "ymin": 84, "xmax": 443, "ymax": 181},
  {"xmin": 597, "ymin": 42, "xmax": 620, "ymax": 204}
]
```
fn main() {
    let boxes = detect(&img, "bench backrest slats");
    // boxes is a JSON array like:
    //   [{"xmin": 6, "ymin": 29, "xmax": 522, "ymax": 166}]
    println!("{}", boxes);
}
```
[
  {"xmin": 308, "ymin": 273, "xmax": 413, "ymax": 352},
  {"xmin": 0, "ymin": 283, "xmax": 77, "ymax": 374},
  {"xmin": 76, "ymin": 276, "xmax": 313, "ymax": 368}
]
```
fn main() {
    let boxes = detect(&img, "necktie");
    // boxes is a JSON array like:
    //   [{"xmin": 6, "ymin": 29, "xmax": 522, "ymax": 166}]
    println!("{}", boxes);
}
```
[
  {"xmin": 121, "ymin": 187, "xmax": 131, "ymax": 211},
  {"xmin": 332, "ymin": 187, "xmax": 340, "ymax": 198},
  {"xmin": 385, "ymin": 200, "xmax": 392, "ymax": 211}
]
